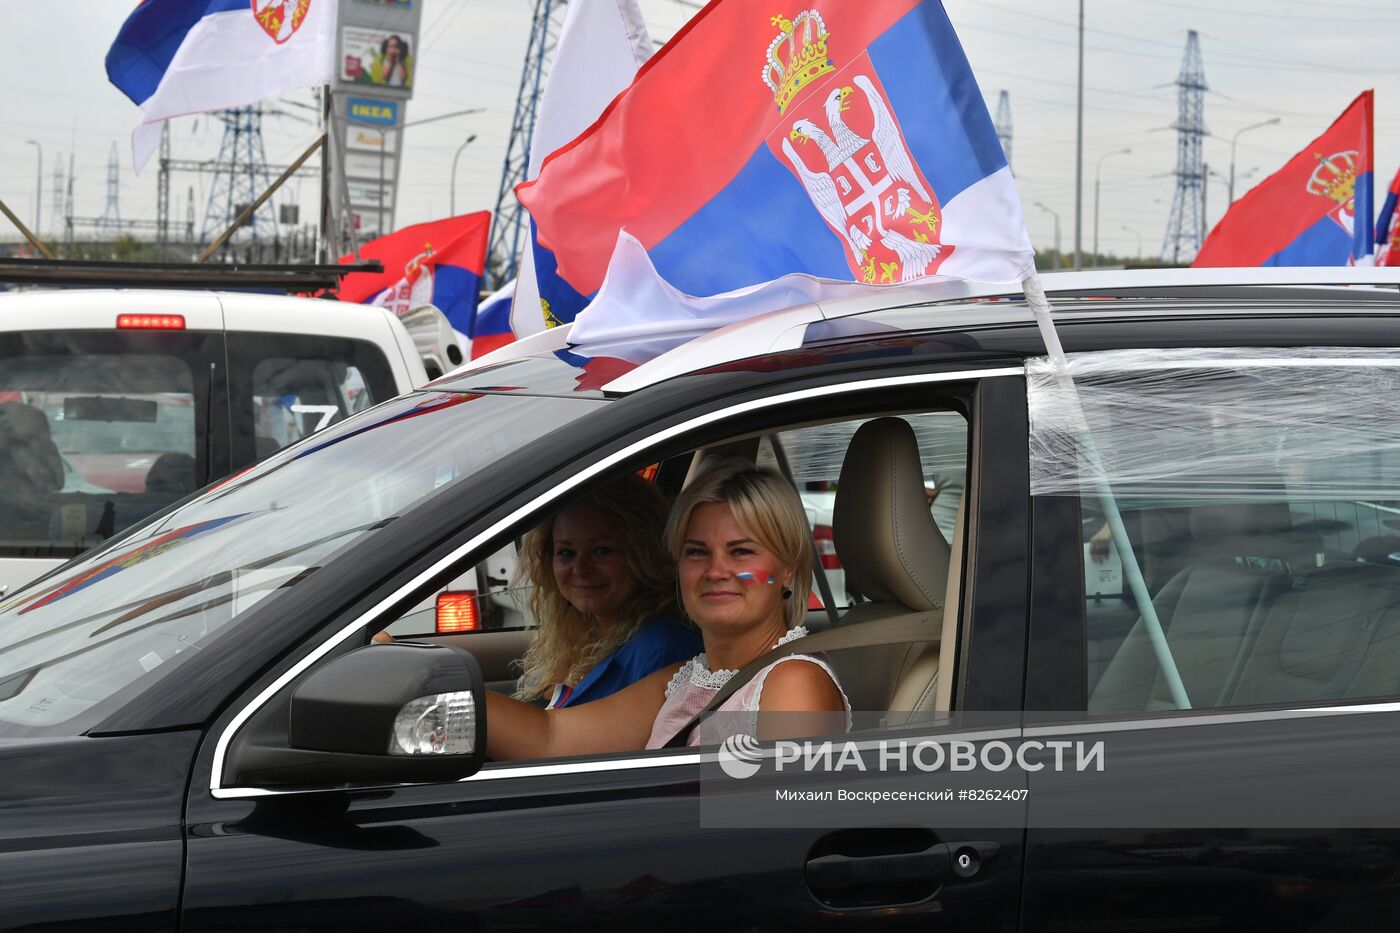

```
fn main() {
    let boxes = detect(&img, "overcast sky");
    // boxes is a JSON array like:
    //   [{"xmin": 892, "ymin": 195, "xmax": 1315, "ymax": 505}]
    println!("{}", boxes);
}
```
[{"xmin": 2, "ymin": 0, "xmax": 1396, "ymax": 261}]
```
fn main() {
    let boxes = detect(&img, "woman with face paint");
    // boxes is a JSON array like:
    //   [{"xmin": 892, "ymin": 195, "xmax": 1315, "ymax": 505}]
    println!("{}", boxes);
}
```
[
  {"xmin": 484, "ymin": 460, "xmax": 850, "ymax": 760},
  {"xmin": 377, "ymin": 475, "xmax": 700, "ymax": 707},
  {"xmin": 514, "ymin": 474, "xmax": 701, "ymax": 709}
]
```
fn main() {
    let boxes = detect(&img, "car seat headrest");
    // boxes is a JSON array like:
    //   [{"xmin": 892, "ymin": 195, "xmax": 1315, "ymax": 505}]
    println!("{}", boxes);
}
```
[
  {"xmin": 0, "ymin": 401, "xmax": 51, "ymax": 443},
  {"xmin": 833, "ymin": 417, "xmax": 950, "ymax": 611}
]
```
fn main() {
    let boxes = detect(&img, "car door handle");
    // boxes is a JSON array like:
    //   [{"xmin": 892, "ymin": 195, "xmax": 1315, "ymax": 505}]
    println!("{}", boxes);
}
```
[
  {"xmin": 806, "ymin": 840, "xmax": 1001, "ymax": 899},
  {"xmin": 806, "ymin": 843, "xmax": 951, "ymax": 892}
]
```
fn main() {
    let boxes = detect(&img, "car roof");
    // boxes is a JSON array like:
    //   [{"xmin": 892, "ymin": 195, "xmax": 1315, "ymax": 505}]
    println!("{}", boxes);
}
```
[
  {"xmin": 0, "ymin": 287, "xmax": 398, "ymax": 340},
  {"xmin": 438, "ymin": 267, "xmax": 1400, "ymax": 398}
]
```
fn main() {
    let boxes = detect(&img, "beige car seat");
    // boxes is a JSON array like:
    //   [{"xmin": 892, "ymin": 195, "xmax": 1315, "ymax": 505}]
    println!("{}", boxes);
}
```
[{"xmin": 829, "ymin": 417, "xmax": 953, "ymax": 717}]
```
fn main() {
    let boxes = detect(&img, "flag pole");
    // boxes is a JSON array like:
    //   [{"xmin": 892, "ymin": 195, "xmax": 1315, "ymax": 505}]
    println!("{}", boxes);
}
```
[
  {"xmin": 319, "ymin": 84, "xmax": 333, "ymax": 264},
  {"xmin": 0, "ymin": 196, "xmax": 56, "ymax": 260},
  {"xmin": 1022, "ymin": 273, "xmax": 1191, "ymax": 710}
]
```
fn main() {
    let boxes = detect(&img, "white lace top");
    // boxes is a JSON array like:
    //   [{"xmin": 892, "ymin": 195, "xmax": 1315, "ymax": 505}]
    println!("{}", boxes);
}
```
[{"xmin": 644, "ymin": 626, "xmax": 852, "ymax": 749}]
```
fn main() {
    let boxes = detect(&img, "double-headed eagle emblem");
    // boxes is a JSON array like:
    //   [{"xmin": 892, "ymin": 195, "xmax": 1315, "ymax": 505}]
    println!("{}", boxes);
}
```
[
  {"xmin": 766, "ymin": 10, "xmax": 946, "ymax": 283},
  {"xmin": 1307, "ymin": 150, "xmax": 1359, "ymax": 237}
]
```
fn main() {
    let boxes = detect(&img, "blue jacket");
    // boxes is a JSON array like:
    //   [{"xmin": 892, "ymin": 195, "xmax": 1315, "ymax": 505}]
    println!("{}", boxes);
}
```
[{"xmin": 547, "ymin": 615, "xmax": 702, "ymax": 709}]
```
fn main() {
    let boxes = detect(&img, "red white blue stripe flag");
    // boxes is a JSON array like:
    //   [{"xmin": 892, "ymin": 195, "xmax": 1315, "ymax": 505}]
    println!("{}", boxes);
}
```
[
  {"xmin": 511, "ymin": 0, "xmax": 654, "ymax": 339},
  {"xmin": 107, "ymin": 0, "xmax": 337, "ymax": 172},
  {"xmin": 1195, "ymin": 91, "xmax": 1374, "ymax": 268},
  {"xmin": 516, "ymin": 0, "xmax": 1033, "ymax": 360},
  {"xmin": 337, "ymin": 213, "xmax": 494, "ymax": 355},
  {"xmin": 1376, "ymin": 165, "xmax": 1400, "ymax": 267}
]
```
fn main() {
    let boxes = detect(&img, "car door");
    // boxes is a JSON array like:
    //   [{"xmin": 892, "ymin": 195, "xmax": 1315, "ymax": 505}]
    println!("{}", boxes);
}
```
[
  {"xmin": 178, "ymin": 369, "xmax": 1033, "ymax": 930},
  {"xmin": 1021, "ymin": 347, "xmax": 1400, "ymax": 932}
]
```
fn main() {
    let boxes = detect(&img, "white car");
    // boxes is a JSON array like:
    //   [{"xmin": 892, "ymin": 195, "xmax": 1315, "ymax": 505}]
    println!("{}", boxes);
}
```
[{"xmin": 0, "ymin": 288, "xmax": 430, "ymax": 597}]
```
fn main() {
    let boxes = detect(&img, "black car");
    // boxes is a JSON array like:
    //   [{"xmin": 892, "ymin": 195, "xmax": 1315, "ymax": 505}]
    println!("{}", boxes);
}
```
[{"xmin": 4, "ymin": 269, "xmax": 1400, "ymax": 930}]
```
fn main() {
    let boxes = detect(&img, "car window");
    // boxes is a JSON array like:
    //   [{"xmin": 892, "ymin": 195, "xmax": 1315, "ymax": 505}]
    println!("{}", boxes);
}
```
[
  {"xmin": 227, "ymin": 332, "xmax": 398, "ymax": 468},
  {"xmin": 379, "ymin": 405, "xmax": 971, "ymax": 759},
  {"xmin": 1027, "ymin": 348, "xmax": 1400, "ymax": 714},
  {"xmin": 250, "ymin": 358, "xmax": 376, "ymax": 453},
  {"xmin": 759, "ymin": 412, "xmax": 968, "ymax": 609},
  {"xmin": 0, "ymin": 330, "xmax": 217, "ymax": 559}
]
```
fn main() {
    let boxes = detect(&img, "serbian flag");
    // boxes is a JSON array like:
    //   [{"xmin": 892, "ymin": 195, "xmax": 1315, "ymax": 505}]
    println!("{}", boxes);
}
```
[
  {"xmin": 511, "ymin": 0, "xmax": 653, "ymax": 338},
  {"xmin": 1195, "ymin": 91, "xmax": 1374, "ymax": 267},
  {"xmin": 107, "ymin": 0, "xmax": 337, "ymax": 172},
  {"xmin": 1376, "ymin": 166, "xmax": 1400, "ymax": 267},
  {"xmin": 337, "ymin": 213, "xmax": 501, "ymax": 355},
  {"xmin": 516, "ymin": 0, "xmax": 1032, "ymax": 360}
]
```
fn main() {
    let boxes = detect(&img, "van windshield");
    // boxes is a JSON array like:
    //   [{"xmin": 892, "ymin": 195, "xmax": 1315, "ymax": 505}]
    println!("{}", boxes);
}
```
[{"xmin": 0, "ymin": 388, "xmax": 605, "ymax": 734}]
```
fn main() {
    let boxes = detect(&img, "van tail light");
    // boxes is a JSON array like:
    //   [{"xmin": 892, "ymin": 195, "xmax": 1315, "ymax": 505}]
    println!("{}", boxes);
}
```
[
  {"xmin": 117, "ymin": 313, "xmax": 186, "ymax": 330},
  {"xmin": 436, "ymin": 591, "xmax": 480, "ymax": 633},
  {"xmin": 813, "ymin": 524, "xmax": 841, "ymax": 569}
]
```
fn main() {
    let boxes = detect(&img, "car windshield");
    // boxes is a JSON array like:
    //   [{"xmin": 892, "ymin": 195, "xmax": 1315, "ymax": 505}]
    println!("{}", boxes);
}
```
[{"xmin": 0, "ymin": 388, "xmax": 605, "ymax": 733}]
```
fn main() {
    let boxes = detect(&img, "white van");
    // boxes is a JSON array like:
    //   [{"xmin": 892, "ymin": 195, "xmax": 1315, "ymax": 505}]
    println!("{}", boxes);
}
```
[{"xmin": 0, "ymin": 288, "xmax": 429, "ymax": 597}]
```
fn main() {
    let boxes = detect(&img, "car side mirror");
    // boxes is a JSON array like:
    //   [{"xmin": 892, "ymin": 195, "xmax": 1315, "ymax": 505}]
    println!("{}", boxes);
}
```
[{"xmin": 227, "ymin": 643, "xmax": 487, "ymax": 788}]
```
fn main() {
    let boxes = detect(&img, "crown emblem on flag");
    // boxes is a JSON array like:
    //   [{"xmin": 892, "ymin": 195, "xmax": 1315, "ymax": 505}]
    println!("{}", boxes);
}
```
[
  {"xmin": 763, "ymin": 10, "xmax": 836, "ymax": 113},
  {"xmin": 1306, "ymin": 150, "xmax": 1358, "ymax": 205}
]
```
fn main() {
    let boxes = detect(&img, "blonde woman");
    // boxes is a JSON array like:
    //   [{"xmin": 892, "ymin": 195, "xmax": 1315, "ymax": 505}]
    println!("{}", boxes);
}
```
[
  {"xmin": 515, "ymin": 473, "xmax": 700, "ymax": 709},
  {"xmin": 485, "ymin": 460, "xmax": 849, "ymax": 759}
]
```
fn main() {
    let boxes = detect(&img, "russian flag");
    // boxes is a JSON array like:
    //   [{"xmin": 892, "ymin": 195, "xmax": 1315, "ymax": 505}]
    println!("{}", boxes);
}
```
[
  {"xmin": 337, "ymin": 213, "xmax": 494, "ymax": 352},
  {"xmin": 1376, "ymin": 166, "xmax": 1400, "ymax": 267},
  {"xmin": 473, "ymin": 280, "xmax": 515, "ymax": 359},
  {"xmin": 516, "ymin": 0, "xmax": 1032, "ymax": 358},
  {"xmin": 106, "ymin": 0, "xmax": 336, "ymax": 171},
  {"xmin": 1195, "ymin": 91, "xmax": 1374, "ymax": 268},
  {"xmin": 511, "ymin": 0, "xmax": 653, "ymax": 338}
]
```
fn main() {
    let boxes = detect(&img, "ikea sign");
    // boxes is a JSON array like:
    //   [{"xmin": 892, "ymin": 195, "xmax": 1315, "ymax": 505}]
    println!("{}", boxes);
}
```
[{"xmin": 347, "ymin": 98, "xmax": 398, "ymax": 126}]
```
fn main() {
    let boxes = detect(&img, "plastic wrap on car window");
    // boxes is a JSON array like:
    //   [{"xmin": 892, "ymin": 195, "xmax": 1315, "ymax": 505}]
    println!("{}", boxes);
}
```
[{"xmin": 1027, "ymin": 347, "xmax": 1400, "ymax": 500}]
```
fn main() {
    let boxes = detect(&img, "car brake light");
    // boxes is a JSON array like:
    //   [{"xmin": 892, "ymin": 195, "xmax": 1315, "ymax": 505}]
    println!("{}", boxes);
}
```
[
  {"xmin": 813, "ymin": 524, "xmax": 841, "ymax": 569},
  {"xmin": 117, "ymin": 313, "xmax": 186, "ymax": 330},
  {"xmin": 436, "ymin": 591, "xmax": 480, "ymax": 633}
]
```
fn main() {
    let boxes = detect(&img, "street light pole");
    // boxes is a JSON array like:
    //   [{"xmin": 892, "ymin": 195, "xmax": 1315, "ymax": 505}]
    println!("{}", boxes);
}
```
[
  {"xmin": 1035, "ymin": 201, "xmax": 1062, "ymax": 265},
  {"xmin": 1229, "ymin": 116, "xmax": 1280, "ymax": 206},
  {"xmin": 1073, "ymin": 0, "xmax": 1084, "ymax": 270},
  {"xmin": 1121, "ymin": 225, "xmax": 1141, "ymax": 259},
  {"xmin": 373, "ymin": 107, "xmax": 484, "ymax": 236},
  {"xmin": 25, "ymin": 141, "xmax": 41, "ymax": 239},
  {"xmin": 450, "ymin": 134, "xmax": 478, "ymax": 216},
  {"xmin": 1093, "ymin": 147, "xmax": 1131, "ymax": 267}
]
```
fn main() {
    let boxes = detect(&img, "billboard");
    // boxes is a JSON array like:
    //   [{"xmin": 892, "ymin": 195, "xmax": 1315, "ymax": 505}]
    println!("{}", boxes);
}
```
[
  {"xmin": 344, "ymin": 123, "xmax": 398, "ymax": 155},
  {"xmin": 348, "ymin": 181, "xmax": 395, "ymax": 208},
  {"xmin": 344, "ymin": 151, "xmax": 392, "ymax": 181},
  {"xmin": 341, "ymin": 26, "xmax": 414, "ymax": 88},
  {"xmin": 346, "ymin": 96, "xmax": 398, "ymax": 126}
]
